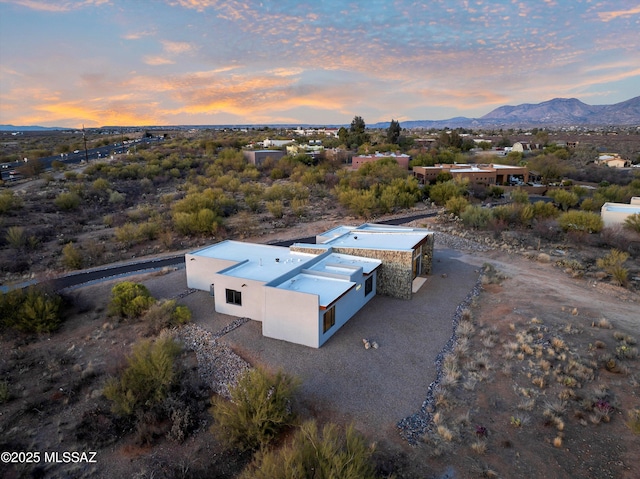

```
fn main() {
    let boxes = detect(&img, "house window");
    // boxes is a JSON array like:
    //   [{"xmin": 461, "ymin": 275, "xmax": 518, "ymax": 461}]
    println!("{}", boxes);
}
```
[
  {"xmin": 365, "ymin": 276, "xmax": 373, "ymax": 296},
  {"xmin": 323, "ymin": 307, "xmax": 335, "ymax": 333},
  {"xmin": 225, "ymin": 288, "xmax": 242, "ymax": 306}
]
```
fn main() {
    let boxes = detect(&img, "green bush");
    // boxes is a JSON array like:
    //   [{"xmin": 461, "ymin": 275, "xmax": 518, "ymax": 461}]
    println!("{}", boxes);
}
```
[
  {"xmin": 557, "ymin": 210, "xmax": 603, "ymax": 233},
  {"xmin": 108, "ymin": 281, "xmax": 154, "ymax": 319},
  {"xmin": 62, "ymin": 242, "xmax": 84, "ymax": 269},
  {"xmin": 547, "ymin": 189, "xmax": 579, "ymax": 211},
  {"xmin": 597, "ymin": 249, "xmax": 630, "ymax": 287},
  {"xmin": 5, "ymin": 226, "xmax": 26, "ymax": 249},
  {"xmin": 172, "ymin": 208, "xmax": 221, "ymax": 236},
  {"xmin": 624, "ymin": 213, "xmax": 640, "ymax": 233},
  {"xmin": 103, "ymin": 337, "xmax": 182, "ymax": 417},
  {"xmin": 460, "ymin": 205, "xmax": 491, "ymax": 229},
  {"xmin": 0, "ymin": 380, "xmax": 9, "ymax": 403},
  {"xmin": 54, "ymin": 191, "xmax": 81, "ymax": 210},
  {"xmin": 445, "ymin": 195, "xmax": 469, "ymax": 216},
  {"xmin": 532, "ymin": 200, "xmax": 560, "ymax": 219},
  {"xmin": 240, "ymin": 420, "xmax": 377, "ymax": 479},
  {"xmin": 266, "ymin": 200, "xmax": 285, "ymax": 219},
  {"xmin": 429, "ymin": 180, "xmax": 467, "ymax": 205},
  {"xmin": 210, "ymin": 367, "xmax": 298, "ymax": 451},
  {"xmin": 510, "ymin": 188, "xmax": 529, "ymax": 204},
  {"xmin": 0, "ymin": 287, "xmax": 63, "ymax": 333},
  {"xmin": 0, "ymin": 191, "xmax": 23, "ymax": 214},
  {"xmin": 143, "ymin": 299, "xmax": 192, "ymax": 334}
]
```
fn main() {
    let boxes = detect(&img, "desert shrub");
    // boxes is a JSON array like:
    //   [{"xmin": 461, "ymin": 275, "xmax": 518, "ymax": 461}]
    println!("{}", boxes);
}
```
[
  {"xmin": 0, "ymin": 380, "xmax": 9, "ymax": 403},
  {"xmin": 240, "ymin": 420, "xmax": 377, "ymax": 479},
  {"xmin": 62, "ymin": 242, "xmax": 84, "ymax": 269},
  {"xmin": 104, "ymin": 337, "xmax": 182, "ymax": 417},
  {"xmin": 624, "ymin": 213, "xmax": 640, "ymax": 233},
  {"xmin": 429, "ymin": 180, "xmax": 467, "ymax": 205},
  {"xmin": 547, "ymin": 189, "xmax": 579, "ymax": 211},
  {"xmin": 291, "ymin": 198, "xmax": 307, "ymax": 217},
  {"xmin": 557, "ymin": 210, "xmax": 603, "ymax": 233},
  {"xmin": 5, "ymin": 226, "xmax": 26, "ymax": 249},
  {"xmin": 460, "ymin": 205, "xmax": 491, "ymax": 229},
  {"xmin": 108, "ymin": 281, "xmax": 154, "ymax": 319},
  {"xmin": 172, "ymin": 208, "xmax": 221, "ymax": 236},
  {"xmin": 627, "ymin": 409, "xmax": 640, "ymax": 435},
  {"xmin": 266, "ymin": 200, "xmax": 285, "ymax": 219},
  {"xmin": 510, "ymin": 188, "xmax": 529, "ymax": 204},
  {"xmin": 143, "ymin": 299, "xmax": 192, "ymax": 334},
  {"xmin": 210, "ymin": 367, "xmax": 298, "ymax": 451},
  {"xmin": 532, "ymin": 200, "xmax": 560, "ymax": 219},
  {"xmin": 597, "ymin": 249, "xmax": 630, "ymax": 286},
  {"xmin": 108, "ymin": 190, "xmax": 126, "ymax": 204},
  {"xmin": 92, "ymin": 178, "xmax": 111, "ymax": 191},
  {"xmin": 0, "ymin": 287, "xmax": 63, "ymax": 333},
  {"xmin": 0, "ymin": 190, "xmax": 23, "ymax": 214},
  {"xmin": 54, "ymin": 191, "xmax": 81, "ymax": 210},
  {"xmin": 445, "ymin": 195, "xmax": 469, "ymax": 216}
]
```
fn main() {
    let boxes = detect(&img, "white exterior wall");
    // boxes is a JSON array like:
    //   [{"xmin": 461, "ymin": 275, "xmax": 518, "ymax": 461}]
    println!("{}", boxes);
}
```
[
  {"xmin": 318, "ymin": 273, "xmax": 377, "ymax": 347},
  {"xmin": 212, "ymin": 274, "xmax": 267, "ymax": 322},
  {"xmin": 185, "ymin": 253, "xmax": 237, "ymax": 291},
  {"xmin": 601, "ymin": 202, "xmax": 640, "ymax": 227},
  {"xmin": 263, "ymin": 288, "xmax": 320, "ymax": 347}
]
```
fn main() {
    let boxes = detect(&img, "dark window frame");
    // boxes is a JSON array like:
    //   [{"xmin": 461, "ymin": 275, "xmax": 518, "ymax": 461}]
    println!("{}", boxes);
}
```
[
  {"xmin": 365, "ymin": 276, "xmax": 373, "ymax": 296},
  {"xmin": 323, "ymin": 307, "xmax": 336, "ymax": 333},
  {"xmin": 225, "ymin": 288, "xmax": 242, "ymax": 306}
]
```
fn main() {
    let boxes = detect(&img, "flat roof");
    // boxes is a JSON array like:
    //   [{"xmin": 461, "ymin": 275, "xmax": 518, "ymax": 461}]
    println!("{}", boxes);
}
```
[
  {"xmin": 319, "ymin": 230, "xmax": 429, "ymax": 251},
  {"xmin": 602, "ymin": 203, "xmax": 640, "ymax": 213},
  {"xmin": 307, "ymin": 252, "xmax": 381, "ymax": 275},
  {"xmin": 273, "ymin": 273, "xmax": 354, "ymax": 307},
  {"xmin": 191, "ymin": 240, "xmax": 317, "ymax": 282}
]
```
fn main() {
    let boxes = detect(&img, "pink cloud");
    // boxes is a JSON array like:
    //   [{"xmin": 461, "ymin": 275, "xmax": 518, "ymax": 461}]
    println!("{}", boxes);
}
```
[{"xmin": 598, "ymin": 6, "xmax": 640, "ymax": 22}]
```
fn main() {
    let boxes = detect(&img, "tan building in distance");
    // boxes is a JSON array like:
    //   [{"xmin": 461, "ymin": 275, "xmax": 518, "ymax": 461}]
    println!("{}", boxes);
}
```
[{"xmin": 413, "ymin": 163, "xmax": 529, "ymax": 186}]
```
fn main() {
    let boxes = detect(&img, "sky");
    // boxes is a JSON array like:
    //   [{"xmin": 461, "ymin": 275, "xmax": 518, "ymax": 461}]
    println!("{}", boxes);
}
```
[{"xmin": 0, "ymin": 0, "xmax": 639, "ymax": 128}]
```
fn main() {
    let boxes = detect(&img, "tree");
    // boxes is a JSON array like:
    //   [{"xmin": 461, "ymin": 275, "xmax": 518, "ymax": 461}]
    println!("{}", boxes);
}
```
[
  {"xmin": 346, "ymin": 116, "xmax": 369, "ymax": 148},
  {"xmin": 387, "ymin": 119, "xmax": 401, "ymax": 144},
  {"xmin": 527, "ymin": 154, "xmax": 568, "ymax": 184}
]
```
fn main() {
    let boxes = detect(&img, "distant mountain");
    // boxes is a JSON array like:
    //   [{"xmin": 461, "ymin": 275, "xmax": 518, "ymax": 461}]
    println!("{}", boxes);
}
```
[
  {"xmin": 0, "ymin": 124, "xmax": 70, "ymax": 131},
  {"xmin": 371, "ymin": 96, "xmax": 640, "ymax": 129}
]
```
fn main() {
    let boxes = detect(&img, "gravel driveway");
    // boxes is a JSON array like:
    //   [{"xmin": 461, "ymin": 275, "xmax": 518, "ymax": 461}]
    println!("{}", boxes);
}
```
[{"xmin": 156, "ymin": 244, "xmax": 481, "ymax": 445}]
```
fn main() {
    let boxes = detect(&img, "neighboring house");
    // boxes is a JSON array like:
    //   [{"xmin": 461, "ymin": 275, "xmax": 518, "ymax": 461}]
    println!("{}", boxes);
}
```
[
  {"xmin": 601, "ymin": 198, "xmax": 640, "ymax": 227},
  {"xmin": 597, "ymin": 154, "xmax": 630, "ymax": 168},
  {"xmin": 413, "ymin": 164, "xmax": 529, "ymax": 186},
  {"xmin": 242, "ymin": 149, "xmax": 285, "ymax": 166},
  {"xmin": 351, "ymin": 152, "xmax": 411, "ymax": 170},
  {"xmin": 263, "ymin": 138, "xmax": 295, "ymax": 148},
  {"xmin": 185, "ymin": 223, "xmax": 434, "ymax": 347}
]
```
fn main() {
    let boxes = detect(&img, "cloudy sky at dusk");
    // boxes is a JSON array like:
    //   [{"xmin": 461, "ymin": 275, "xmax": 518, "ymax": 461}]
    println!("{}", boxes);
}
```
[{"xmin": 1, "ymin": 0, "xmax": 638, "ymax": 128}]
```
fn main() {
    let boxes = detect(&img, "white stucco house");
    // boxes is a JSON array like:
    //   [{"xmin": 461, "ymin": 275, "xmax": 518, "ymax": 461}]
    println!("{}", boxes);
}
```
[
  {"xmin": 601, "ymin": 197, "xmax": 640, "ymax": 228},
  {"xmin": 185, "ymin": 223, "xmax": 434, "ymax": 347}
]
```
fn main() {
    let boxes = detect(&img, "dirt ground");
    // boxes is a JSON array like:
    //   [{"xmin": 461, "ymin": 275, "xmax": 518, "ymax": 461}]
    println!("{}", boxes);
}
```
[{"xmin": 1, "ymin": 215, "xmax": 639, "ymax": 478}]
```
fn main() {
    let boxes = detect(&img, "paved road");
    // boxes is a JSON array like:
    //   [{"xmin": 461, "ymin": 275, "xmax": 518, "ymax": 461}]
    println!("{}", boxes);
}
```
[{"xmin": 3, "ymin": 212, "xmax": 439, "ymax": 293}]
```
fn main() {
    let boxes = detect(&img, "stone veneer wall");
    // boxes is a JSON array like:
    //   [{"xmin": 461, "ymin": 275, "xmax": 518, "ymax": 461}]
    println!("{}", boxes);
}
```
[{"xmin": 291, "ymin": 233, "xmax": 434, "ymax": 301}]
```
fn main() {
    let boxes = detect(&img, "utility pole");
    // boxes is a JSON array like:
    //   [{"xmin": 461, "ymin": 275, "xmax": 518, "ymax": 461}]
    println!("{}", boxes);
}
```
[{"xmin": 82, "ymin": 125, "xmax": 89, "ymax": 163}]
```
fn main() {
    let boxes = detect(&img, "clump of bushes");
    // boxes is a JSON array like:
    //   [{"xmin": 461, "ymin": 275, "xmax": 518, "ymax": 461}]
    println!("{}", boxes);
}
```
[
  {"xmin": 143, "ymin": 299, "xmax": 192, "ymax": 334},
  {"xmin": 240, "ymin": 420, "xmax": 377, "ymax": 479},
  {"xmin": 107, "ymin": 281, "xmax": 155, "ymax": 319},
  {"xmin": 54, "ymin": 191, "xmax": 81, "ymax": 210},
  {"xmin": 210, "ymin": 367, "xmax": 299, "ymax": 451},
  {"xmin": 557, "ymin": 210, "xmax": 603, "ymax": 233},
  {"xmin": 0, "ymin": 287, "xmax": 63, "ymax": 333},
  {"xmin": 103, "ymin": 336, "xmax": 182, "ymax": 417}
]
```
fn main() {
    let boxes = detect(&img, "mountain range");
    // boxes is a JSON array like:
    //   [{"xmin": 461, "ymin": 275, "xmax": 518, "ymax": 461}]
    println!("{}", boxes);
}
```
[
  {"xmin": 2, "ymin": 96, "xmax": 639, "ymax": 131},
  {"xmin": 375, "ymin": 96, "xmax": 640, "ymax": 129}
]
